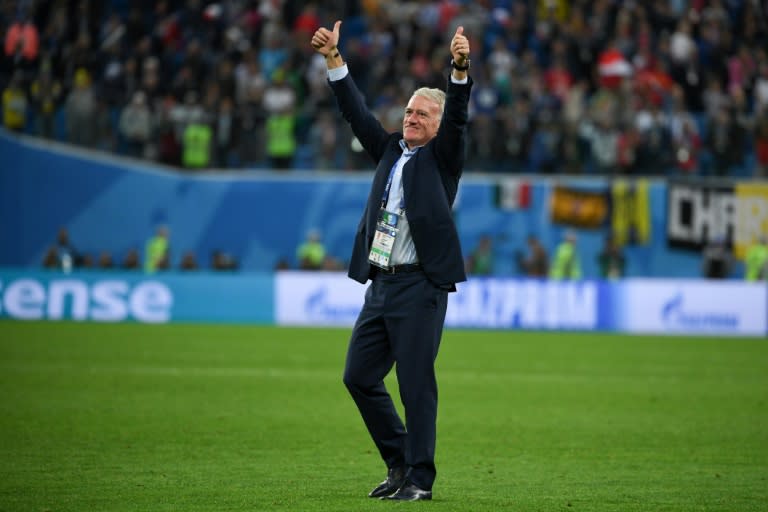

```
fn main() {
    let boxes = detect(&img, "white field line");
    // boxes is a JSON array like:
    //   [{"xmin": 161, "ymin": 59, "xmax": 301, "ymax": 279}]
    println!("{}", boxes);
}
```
[
  {"xmin": 0, "ymin": 362, "xmax": 334, "ymax": 380},
  {"xmin": 0, "ymin": 361, "xmax": 666, "ymax": 384}
]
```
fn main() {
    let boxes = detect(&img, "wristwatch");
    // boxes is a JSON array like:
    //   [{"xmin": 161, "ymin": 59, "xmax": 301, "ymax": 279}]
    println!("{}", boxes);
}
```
[{"xmin": 451, "ymin": 58, "xmax": 470, "ymax": 71}]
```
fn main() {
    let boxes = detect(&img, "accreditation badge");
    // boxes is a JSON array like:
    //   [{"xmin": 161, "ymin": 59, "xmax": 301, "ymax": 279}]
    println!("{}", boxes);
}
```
[{"xmin": 368, "ymin": 209, "xmax": 400, "ymax": 269}]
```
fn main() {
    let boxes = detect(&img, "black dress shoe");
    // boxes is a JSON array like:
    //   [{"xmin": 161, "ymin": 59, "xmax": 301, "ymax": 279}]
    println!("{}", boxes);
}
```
[
  {"xmin": 382, "ymin": 482, "xmax": 432, "ymax": 501},
  {"xmin": 368, "ymin": 467, "xmax": 406, "ymax": 498}
]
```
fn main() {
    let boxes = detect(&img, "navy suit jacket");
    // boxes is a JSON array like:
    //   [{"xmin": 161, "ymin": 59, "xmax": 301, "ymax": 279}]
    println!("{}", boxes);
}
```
[{"xmin": 330, "ymin": 72, "xmax": 473, "ymax": 290}]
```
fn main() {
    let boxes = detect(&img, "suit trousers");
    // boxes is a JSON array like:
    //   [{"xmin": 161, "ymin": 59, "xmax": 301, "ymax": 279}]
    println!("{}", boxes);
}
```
[{"xmin": 343, "ymin": 269, "xmax": 448, "ymax": 491}]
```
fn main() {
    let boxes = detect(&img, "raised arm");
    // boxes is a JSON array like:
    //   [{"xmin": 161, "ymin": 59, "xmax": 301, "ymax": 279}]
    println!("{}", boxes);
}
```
[
  {"xmin": 435, "ymin": 26, "xmax": 473, "ymax": 177},
  {"xmin": 311, "ymin": 19, "xmax": 390, "ymax": 162}
]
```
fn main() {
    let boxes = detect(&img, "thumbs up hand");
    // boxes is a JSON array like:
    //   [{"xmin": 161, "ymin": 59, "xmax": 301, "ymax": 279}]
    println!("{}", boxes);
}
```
[
  {"xmin": 311, "ymin": 20, "xmax": 342, "ymax": 56},
  {"xmin": 450, "ymin": 26, "xmax": 470, "ymax": 67}
]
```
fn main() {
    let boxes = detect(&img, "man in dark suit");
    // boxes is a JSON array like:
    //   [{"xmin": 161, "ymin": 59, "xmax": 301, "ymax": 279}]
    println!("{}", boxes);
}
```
[{"xmin": 311, "ymin": 21, "xmax": 472, "ymax": 502}]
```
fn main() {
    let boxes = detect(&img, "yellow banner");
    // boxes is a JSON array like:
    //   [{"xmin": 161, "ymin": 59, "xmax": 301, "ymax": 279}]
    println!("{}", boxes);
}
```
[
  {"xmin": 734, "ymin": 183, "xmax": 768, "ymax": 259},
  {"xmin": 611, "ymin": 179, "xmax": 651, "ymax": 246},
  {"xmin": 550, "ymin": 186, "xmax": 609, "ymax": 229}
]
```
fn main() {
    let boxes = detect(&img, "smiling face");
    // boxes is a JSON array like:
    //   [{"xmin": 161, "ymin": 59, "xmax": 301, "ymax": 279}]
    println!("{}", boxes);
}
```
[{"xmin": 402, "ymin": 94, "xmax": 442, "ymax": 149}]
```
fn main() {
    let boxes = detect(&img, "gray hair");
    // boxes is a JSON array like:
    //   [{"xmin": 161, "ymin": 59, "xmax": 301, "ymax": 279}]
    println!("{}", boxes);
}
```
[{"xmin": 412, "ymin": 87, "xmax": 446, "ymax": 117}]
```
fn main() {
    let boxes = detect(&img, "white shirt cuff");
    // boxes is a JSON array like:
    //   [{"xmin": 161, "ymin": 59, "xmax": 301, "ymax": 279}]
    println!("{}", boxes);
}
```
[{"xmin": 327, "ymin": 64, "xmax": 349, "ymax": 82}]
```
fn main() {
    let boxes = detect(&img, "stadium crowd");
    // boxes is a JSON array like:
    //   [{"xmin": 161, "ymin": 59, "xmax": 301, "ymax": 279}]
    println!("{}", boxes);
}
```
[
  {"xmin": 41, "ymin": 225, "xmax": 242, "ymax": 273},
  {"xmin": 2, "ymin": 0, "xmax": 768, "ymax": 176}
]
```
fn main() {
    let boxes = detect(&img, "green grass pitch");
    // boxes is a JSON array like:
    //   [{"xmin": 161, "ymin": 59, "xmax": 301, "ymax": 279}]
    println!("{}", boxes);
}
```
[{"xmin": 0, "ymin": 321, "xmax": 766, "ymax": 511}]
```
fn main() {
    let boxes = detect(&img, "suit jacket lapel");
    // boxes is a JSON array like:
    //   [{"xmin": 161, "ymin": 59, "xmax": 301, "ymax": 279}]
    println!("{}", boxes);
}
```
[
  {"xmin": 367, "ymin": 147, "xmax": 401, "ymax": 230},
  {"xmin": 402, "ymin": 153, "xmax": 416, "ymax": 207}
]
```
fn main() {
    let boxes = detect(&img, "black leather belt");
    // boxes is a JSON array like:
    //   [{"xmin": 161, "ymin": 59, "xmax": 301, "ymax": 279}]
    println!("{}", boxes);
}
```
[{"xmin": 379, "ymin": 263, "xmax": 423, "ymax": 275}]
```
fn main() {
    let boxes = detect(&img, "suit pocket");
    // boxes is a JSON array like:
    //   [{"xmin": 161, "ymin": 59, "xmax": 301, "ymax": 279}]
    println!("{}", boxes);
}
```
[{"xmin": 423, "ymin": 279, "xmax": 445, "ymax": 310}]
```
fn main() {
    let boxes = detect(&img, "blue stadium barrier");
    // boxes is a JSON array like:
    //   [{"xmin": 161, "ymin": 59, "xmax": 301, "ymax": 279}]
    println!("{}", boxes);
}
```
[
  {"xmin": 1, "ymin": 269, "xmax": 765, "ymax": 336},
  {"xmin": 0, "ymin": 130, "xmax": 716, "ymax": 279},
  {"xmin": 0, "ymin": 268, "xmax": 273, "ymax": 324}
]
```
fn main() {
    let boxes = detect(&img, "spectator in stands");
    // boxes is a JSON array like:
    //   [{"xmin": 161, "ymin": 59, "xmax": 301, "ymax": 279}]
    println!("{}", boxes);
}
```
[
  {"xmin": 702, "ymin": 78, "xmax": 731, "ymax": 122},
  {"xmin": 98, "ymin": 251, "xmax": 114, "ymax": 269},
  {"xmin": 579, "ymin": 114, "xmax": 620, "ymax": 175},
  {"xmin": 597, "ymin": 235, "xmax": 626, "ymax": 279},
  {"xmin": 155, "ymin": 96, "xmax": 182, "ymax": 167},
  {"xmin": 259, "ymin": 23, "xmax": 290, "ymax": 82},
  {"xmin": 292, "ymin": 3, "xmax": 321, "ymax": 38},
  {"xmin": 213, "ymin": 96, "xmax": 239, "ymax": 168},
  {"xmin": 182, "ymin": 113, "xmax": 213, "ymax": 169},
  {"xmin": 180, "ymin": 251, "xmax": 199, "ymax": 271},
  {"xmin": 118, "ymin": 90, "xmax": 153, "ymax": 159},
  {"xmin": 29, "ymin": 59, "xmax": 63, "ymax": 139},
  {"xmin": 549, "ymin": 231, "xmax": 582, "ymax": 280},
  {"xmin": 211, "ymin": 250, "xmax": 238, "ymax": 271},
  {"xmin": 672, "ymin": 117, "xmax": 702, "ymax": 175},
  {"xmin": 263, "ymin": 67, "xmax": 297, "ymax": 170},
  {"xmin": 516, "ymin": 234, "xmax": 549, "ymax": 278},
  {"xmin": 307, "ymin": 109, "xmax": 339, "ymax": 170},
  {"xmin": 234, "ymin": 50, "xmax": 267, "ymax": 167},
  {"xmin": 144, "ymin": 225, "xmax": 170, "ymax": 273},
  {"xmin": 42, "ymin": 246, "xmax": 59, "ymax": 269},
  {"xmin": 668, "ymin": 87, "xmax": 702, "ymax": 174},
  {"xmin": 754, "ymin": 113, "xmax": 768, "ymax": 177},
  {"xmin": 634, "ymin": 97, "xmax": 673, "ymax": 173},
  {"xmin": 3, "ymin": 12, "xmax": 39, "ymax": 74},
  {"xmin": 139, "ymin": 56, "xmax": 162, "ymax": 107},
  {"xmin": 53, "ymin": 226, "xmax": 81, "ymax": 272},
  {"xmin": 501, "ymin": 99, "xmax": 534, "ymax": 173},
  {"xmin": 235, "ymin": 51, "xmax": 267, "ymax": 107},
  {"xmin": 754, "ymin": 63, "xmax": 768, "ymax": 116},
  {"xmin": 707, "ymin": 106, "xmax": 746, "ymax": 176},
  {"xmin": 2, "ymin": 71, "xmax": 28, "ymax": 132},
  {"xmin": 170, "ymin": 90, "xmax": 202, "ymax": 144},
  {"xmin": 744, "ymin": 236, "xmax": 768, "ymax": 281},
  {"xmin": 178, "ymin": 93, "xmax": 213, "ymax": 170},
  {"xmin": 80, "ymin": 253, "xmax": 94, "ymax": 269},
  {"xmin": 122, "ymin": 248, "xmax": 141, "ymax": 270},
  {"xmin": 466, "ymin": 234, "xmax": 494, "ymax": 276},
  {"xmin": 65, "ymin": 68, "xmax": 98, "ymax": 148},
  {"xmin": 528, "ymin": 108, "xmax": 564, "ymax": 174},
  {"xmin": 100, "ymin": 48, "xmax": 132, "ymax": 112},
  {"xmin": 296, "ymin": 229, "xmax": 326, "ymax": 270},
  {"xmin": 616, "ymin": 122, "xmax": 641, "ymax": 174},
  {"xmin": 701, "ymin": 235, "xmax": 734, "ymax": 279}
]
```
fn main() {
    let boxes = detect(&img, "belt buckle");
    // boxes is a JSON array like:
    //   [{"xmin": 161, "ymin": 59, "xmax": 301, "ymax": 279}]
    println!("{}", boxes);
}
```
[{"xmin": 385, "ymin": 265, "xmax": 397, "ymax": 274}]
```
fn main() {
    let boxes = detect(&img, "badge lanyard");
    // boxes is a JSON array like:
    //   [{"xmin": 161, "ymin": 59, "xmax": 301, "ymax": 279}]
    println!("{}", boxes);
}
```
[
  {"xmin": 369, "ymin": 156, "xmax": 409, "ymax": 269},
  {"xmin": 381, "ymin": 160, "xmax": 405, "ymax": 213}
]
